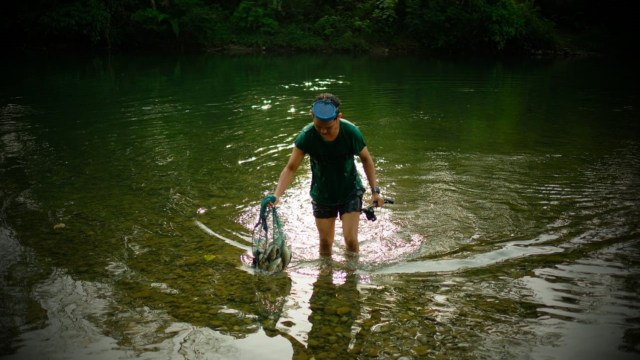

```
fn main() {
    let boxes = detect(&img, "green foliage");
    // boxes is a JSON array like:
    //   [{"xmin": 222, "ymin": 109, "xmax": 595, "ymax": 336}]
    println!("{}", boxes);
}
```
[
  {"xmin": 181, "ymin": 6, "xmax": 231, "ymax": 47},
  {"xmin": 332, "ymin": 31, "xmax": 370, "ymax": 52},
  {"xmin": 2, "ymin": 0, "xmax": 622, "ymax": 55},
  {"xmin": 314, "ymin": 16, "xmax": 342, "ymax": 40},
  {"xmin": 483, "ymin": 0, "xmax": 527, "ymax": 49},
  {"xmin": 271, "ymin": 24, "xmax": 322, "ymax": 50},
  {"xmin": 232, "ymin": 0, "xmax": 279, "ymax": 34},
  {"xmin": 311, "ymin": 15, "xmax": 370, "ymax": 52},
  {"xmin": 403, "ymin": 0, "xmax": 556, "ymax": 53},
  {"xmin": 172, "ymin": 1, "xmax": 231, "ymax": 48},
  {"xmin": 129, "ymin": 0, "xmax": 232, "ymax": 49},
  {"xmin": 131, "ymin": 8, "xmax": 170, "ymax": 33},
  {"xmin": 509, "ymin": 2, "xmax": 557, "ymax": 52},
  {"xmin": 371, "ymin": 0, "xmax": 399, "ymax": 40},
  {"xmin": 41, "ymin": 0, "xmax": 111, "ymax": 44}
]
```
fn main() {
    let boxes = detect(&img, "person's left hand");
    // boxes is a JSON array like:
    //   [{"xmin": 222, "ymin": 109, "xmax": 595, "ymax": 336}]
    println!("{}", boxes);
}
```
[{"xmin": 371, "ymin": 193, "xmax": 384, "ymax": 207}]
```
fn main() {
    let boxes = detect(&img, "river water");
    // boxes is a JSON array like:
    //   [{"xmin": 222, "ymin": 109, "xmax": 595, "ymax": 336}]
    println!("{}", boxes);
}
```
[{"xmin": 1, "ymin": 53, "xmax": 639, "ymax": 359}]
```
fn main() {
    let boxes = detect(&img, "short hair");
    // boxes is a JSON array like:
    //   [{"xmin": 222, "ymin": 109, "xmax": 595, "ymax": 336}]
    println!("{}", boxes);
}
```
[{"xmin": 314, "ymin": 93, "xmax": 341, "ymax": 110}]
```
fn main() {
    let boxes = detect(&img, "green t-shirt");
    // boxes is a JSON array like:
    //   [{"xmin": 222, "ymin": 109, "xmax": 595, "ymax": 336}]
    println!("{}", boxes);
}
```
[{"xmin": 294, "ymin": 119, "xmax": 366, "ymax": 205}]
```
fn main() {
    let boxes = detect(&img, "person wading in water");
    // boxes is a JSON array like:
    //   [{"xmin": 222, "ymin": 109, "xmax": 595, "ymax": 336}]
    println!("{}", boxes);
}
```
[{"xmin": 268, "ymin": 93, "xmax": 384, "ymax": 256}]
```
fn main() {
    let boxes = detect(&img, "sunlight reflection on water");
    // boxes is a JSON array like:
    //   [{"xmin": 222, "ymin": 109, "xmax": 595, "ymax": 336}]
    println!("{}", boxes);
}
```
[{"xmin": 235, "ymin": 157, "xmax": 419, "ymax": 271}]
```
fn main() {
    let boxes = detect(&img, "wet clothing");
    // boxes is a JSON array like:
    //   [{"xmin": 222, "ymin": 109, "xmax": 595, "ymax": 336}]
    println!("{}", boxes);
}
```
[
  {"xmin": 294, "ymin": 119, "xmax": 366, "ymax": 208},
  {"xmin": 312, "ymin": 190, "xmax": 364, "ymax": 218}
]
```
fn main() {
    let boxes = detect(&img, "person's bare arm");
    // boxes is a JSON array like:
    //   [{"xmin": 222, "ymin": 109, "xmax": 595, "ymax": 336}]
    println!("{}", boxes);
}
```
[
  {"xmin": 273, "ymin": 146, "xmax": 305, "ymax": 205},
  {"xmin": 359, "ymin": 146, "xmax": 383, "ymax": 207}
]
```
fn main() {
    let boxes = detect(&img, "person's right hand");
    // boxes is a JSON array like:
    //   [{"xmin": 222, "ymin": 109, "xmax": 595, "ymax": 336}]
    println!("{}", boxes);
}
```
[
  {"xmin": 265, "ymin": 195, "xmax": 279, "ymax": 208},
  {"xmin": 261, "ymin": 195, "xmax": 277, "ymax": 209}
]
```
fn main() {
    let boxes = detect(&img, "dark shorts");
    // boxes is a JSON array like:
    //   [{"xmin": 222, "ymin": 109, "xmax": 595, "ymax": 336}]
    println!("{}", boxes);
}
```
[{"xmin": 312, "ymin": 190, "xmax": 364, "ymax": 219}]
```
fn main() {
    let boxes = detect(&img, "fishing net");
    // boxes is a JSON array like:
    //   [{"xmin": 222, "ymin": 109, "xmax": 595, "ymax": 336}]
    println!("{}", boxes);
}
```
[{"xmin": 252, "ymin": 195, "xmax": 291, "ymax": 272}]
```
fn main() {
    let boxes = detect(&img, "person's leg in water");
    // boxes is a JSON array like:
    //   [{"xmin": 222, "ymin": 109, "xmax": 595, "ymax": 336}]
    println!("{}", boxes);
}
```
[
  {"xmin": 313, "ymin": 192, "xmax": 363, "ymax": 256},
  {"xmin": 315, "ymin": 217, "xmax": 336, "ymax": 256},
  {"xmin": 340, "ymin": 211, "xmax": 360, "ymax": 253},
  {"xmin": 315, "ymin": 214, "xmax": 359, "ymax": 256},
  {"xmin": 340, "ymin": 191, "xmax": 363, "ymax": 254}
]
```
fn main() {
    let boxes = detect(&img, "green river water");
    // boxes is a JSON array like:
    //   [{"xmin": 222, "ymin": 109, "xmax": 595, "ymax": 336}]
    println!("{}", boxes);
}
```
[{"xmin": 1, "ymin": 53, "xmax": 639, "ymax": 359}]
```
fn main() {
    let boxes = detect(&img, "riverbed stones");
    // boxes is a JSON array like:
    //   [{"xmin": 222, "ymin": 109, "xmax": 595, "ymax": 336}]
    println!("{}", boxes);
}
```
[
  {"xmin": 412, "ymin": 345, "xmax": 430, "ymax": 356},
  {"xmin": 336, "ymin": 306, "xmax": 351, "ymax": 316}
]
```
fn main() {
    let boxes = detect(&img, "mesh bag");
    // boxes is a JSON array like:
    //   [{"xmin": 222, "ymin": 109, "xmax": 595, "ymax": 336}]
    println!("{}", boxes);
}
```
[{"xmin": 252, "ymin": 195, "xmax": 291, "ymax": 272}]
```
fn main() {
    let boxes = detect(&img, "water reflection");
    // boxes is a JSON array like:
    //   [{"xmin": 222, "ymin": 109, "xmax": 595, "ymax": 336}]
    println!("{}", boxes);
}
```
[
  {"xmin": 307, "ymin": 264, "xmax": 361, "ymax": 357},
  {"xmin": 255, "ymin": 274, "xmax": 293, "ymax": 331},
  {"xmin": 522, "ymin": 240, "xmax": 640, "ymax": 359},
  {"xmin": 280, "ymin": 262, "xmax": 362, "ymax": 359}
]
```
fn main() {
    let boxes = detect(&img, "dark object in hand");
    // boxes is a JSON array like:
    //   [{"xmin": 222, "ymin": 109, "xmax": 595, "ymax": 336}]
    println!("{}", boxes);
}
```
[{"xmin": 362, "ymin": 197, "xmax": 394, "ymax": 221}]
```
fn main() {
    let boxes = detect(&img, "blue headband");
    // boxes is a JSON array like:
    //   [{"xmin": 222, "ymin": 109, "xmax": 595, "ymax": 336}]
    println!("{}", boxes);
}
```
[{"xmin": 311, "ymin": 100, "xmax": 338, "ymax": 121}]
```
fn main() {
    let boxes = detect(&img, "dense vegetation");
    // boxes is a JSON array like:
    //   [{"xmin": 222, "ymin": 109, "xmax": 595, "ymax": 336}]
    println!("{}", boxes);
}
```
[{"xmin": 0, "ymin": 0, "xmax": 635, "ymax": 56}]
